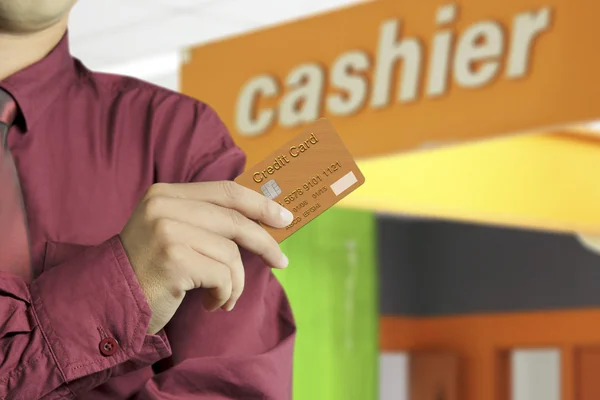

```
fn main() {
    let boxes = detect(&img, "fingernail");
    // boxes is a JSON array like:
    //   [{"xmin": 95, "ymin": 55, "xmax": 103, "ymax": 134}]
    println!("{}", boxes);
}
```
[
  {"xmin": 280, "ymin": 253, "xmax": 289, "ymax": 268},
  {"xmin": 280, "ymin": 208, "xmax": 294, "ymax": 225},
  {"xmin": 227, "ymin": 302, "xmax": 236, "ymax": 311}
]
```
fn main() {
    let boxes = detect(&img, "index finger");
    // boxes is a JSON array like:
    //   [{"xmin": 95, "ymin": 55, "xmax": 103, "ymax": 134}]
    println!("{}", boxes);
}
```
[{"xmin": 155, "ymin": 181, "xmax": 294, "ymax": 228}]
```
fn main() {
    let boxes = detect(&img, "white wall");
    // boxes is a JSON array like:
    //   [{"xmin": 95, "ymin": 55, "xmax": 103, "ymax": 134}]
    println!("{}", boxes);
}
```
[
  {"xmin": 92, "ymin": 51, "xmax": 182, "ymax": 92},
  {"xmin": 145, "ymin": 73, "xmax": 180, "ymax": 92},
  {"xmin": 69, "ymin": 0, "xmax": 369, "ymax": 82}
]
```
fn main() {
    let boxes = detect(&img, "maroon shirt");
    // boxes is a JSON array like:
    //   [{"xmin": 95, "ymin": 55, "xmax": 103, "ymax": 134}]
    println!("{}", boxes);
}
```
[{"xmin": 0, "ymin": 32, "xmax": 295, "ymax": 399}]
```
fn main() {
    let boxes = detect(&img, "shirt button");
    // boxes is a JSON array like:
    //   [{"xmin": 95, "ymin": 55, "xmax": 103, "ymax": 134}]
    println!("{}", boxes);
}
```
[{"xmin": 99, "ymin": 337, "xmax": 119, "ymax": 356}]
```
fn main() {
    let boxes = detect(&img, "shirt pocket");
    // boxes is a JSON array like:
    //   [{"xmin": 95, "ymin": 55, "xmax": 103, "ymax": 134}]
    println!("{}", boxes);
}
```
[{"xmin": 42, "ymin": 241, "xmax": 89, "ymax": 272}]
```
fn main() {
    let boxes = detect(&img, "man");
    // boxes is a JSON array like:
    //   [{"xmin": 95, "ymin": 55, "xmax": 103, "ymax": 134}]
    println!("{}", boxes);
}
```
[{"xmin": 0, "ymin": 1, "xmax": 296, "ymax": 399}]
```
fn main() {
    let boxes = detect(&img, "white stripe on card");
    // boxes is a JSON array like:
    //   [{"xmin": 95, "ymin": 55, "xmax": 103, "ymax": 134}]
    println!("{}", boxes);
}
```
[{"xmin": 330, "ymin": 171, "xmax": 358, "ymax": 196}]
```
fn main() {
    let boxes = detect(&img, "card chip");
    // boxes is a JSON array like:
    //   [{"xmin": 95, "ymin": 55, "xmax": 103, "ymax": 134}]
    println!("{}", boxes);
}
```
[
  {"xmin": 261, "ymin": 179, "xmax": 282, "ymax": 199},
  {"xmin": 330, "ymin": 171, "xmax": 358, "ymax": 196}
]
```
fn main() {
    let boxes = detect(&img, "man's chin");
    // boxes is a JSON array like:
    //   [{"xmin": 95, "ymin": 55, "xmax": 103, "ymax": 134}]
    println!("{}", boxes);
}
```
[{"xmin": 577, "ymin": 234, "xmax": 600, "ymax": 255}]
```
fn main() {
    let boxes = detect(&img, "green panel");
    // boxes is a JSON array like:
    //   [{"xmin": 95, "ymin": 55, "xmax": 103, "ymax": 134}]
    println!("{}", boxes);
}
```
[{"xmin": 274, "ymin": 207, "xmax": 379, "ymax": 400}]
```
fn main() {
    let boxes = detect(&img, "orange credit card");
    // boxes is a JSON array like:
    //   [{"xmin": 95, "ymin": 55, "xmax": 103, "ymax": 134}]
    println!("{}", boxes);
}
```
[{"xmin": 235, "ymin": 118, "xmax": 365, "ymax": 243}]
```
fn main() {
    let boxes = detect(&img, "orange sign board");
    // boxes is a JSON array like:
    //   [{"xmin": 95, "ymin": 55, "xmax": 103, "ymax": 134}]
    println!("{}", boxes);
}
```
[
  {"xmin": 182, "ymin": 0, "xmax": 600, "ymax": 234},
  {"xmin": 182, "ymin": 0, "xmax": 600, "ymax": 167}
]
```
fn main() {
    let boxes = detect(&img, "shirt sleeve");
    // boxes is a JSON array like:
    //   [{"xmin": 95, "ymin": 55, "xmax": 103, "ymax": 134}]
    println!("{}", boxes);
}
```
[
  {"xmin": 134, "ymin": 100, "xmax": 297, "ymax": 399},
  {"xmin": 0, "ymin": 236, "xmax": 171, "ymax": 399}
]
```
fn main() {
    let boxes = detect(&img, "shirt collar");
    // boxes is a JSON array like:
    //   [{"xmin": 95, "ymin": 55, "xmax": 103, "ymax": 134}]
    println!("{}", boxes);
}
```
[{"xmin": 0, "ymin": 31, "xmax": 77, "ymax": 132}]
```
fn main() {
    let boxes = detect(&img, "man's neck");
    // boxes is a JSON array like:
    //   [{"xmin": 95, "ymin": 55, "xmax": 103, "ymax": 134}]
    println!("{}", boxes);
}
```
[{"xmin": 0, "ymin": 19, "xmax": 68, "ymax": 81}]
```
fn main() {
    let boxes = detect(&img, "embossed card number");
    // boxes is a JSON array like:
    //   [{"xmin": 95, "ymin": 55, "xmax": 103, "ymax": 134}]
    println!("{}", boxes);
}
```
[{"xmin": 235, "ymin": 118, "xmax": 365, "ymax": 243}]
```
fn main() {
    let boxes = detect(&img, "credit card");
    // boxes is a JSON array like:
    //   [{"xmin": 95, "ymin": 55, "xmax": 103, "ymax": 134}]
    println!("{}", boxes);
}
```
[{"xmin": 235, "ymin": 118, "xmax": 365, "ymax": 243}]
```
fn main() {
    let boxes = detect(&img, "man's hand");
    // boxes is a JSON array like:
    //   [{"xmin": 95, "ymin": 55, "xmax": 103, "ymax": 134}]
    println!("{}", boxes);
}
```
[{"xmin": 119, "ymin": 181, "xmax": 293, "ymax": 334}]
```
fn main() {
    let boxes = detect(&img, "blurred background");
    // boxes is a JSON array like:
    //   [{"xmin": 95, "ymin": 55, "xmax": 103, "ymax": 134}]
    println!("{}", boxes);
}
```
[
  {"xmin": 69, "ymin": 1, "xmax": 600, "ymax": 399},
  {"xmin": 68, "ymin": 0, "xmax": 364, "ymax": 91}
]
